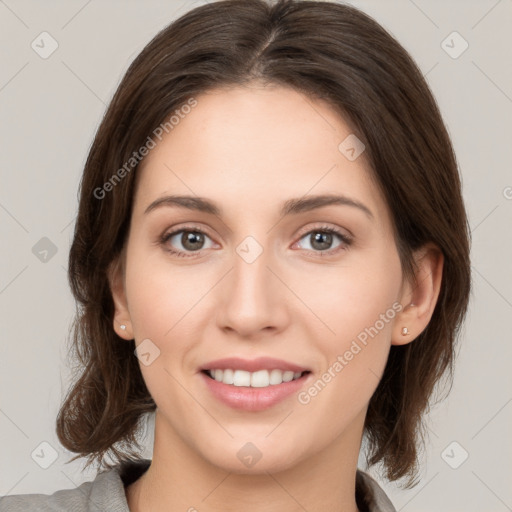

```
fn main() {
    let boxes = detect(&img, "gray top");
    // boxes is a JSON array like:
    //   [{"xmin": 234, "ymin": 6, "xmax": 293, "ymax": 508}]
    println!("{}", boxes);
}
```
[{"xmin": 0, "ymin": 459, "xmax": 396, "ymax": 512}]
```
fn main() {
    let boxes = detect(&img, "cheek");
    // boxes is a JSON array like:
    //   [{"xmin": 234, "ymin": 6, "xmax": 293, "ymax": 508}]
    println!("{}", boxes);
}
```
[
  {"xmin": 125, "ymin": 250, "xmax": 213, "ymax": 342},
  {"xmin": 296, "ymin": 250, "xmax": 402, "ymax": 405},
  {"xmin": 123, "ymin": 256, "xmax": 206, "ymax": 407},
  {"xmin": 123, "ymin": 251, "xmax": 218, "ymax": 404},
  {"xmin": 298, "ymin": 248, "xmax": 402, "ymax": 346}
]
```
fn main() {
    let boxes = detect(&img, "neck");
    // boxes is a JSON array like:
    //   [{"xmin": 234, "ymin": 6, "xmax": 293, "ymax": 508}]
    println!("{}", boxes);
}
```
[{"xmin": 126, "ymin": 410, "xmax": 364, "ymax": 512}]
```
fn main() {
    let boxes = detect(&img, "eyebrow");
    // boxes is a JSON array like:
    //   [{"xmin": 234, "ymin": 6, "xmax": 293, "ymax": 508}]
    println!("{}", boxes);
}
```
[{"xmin": 144, "ymin": 193, "xmax": 374, "ymax": 220}]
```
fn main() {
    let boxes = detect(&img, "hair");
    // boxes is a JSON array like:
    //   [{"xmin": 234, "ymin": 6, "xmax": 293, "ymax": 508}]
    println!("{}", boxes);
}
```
[{"xmin": 56, "ymin": 0, "xmax": 471, "ymax": 486}]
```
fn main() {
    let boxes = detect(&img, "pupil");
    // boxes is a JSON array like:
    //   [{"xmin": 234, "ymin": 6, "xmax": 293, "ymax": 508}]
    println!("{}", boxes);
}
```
[
  {"xmin": 183, "ymin": 231, "xmax": 204, "ymax": 250},
  {"xmin": 312, "ymin": 232, "xmax": 331, "ymax": 250}
]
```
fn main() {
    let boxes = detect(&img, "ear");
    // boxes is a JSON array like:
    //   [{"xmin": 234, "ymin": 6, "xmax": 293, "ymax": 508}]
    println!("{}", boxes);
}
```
[
  {"xmin": 107, "ymin": 253, "xmax": 133, "ymax": 340},
  {"xmin": 392, "ymin": 243, "xmax": 444, "ymax": 346}
]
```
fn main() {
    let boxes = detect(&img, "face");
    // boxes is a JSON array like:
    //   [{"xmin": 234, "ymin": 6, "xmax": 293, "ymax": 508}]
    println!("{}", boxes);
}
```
[{"xmin": 113, "ymin": 84, "xmax": 410, "ymax": 474}]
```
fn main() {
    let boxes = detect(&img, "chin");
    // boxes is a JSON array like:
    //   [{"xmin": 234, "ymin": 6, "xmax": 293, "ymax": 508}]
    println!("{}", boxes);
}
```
[{"xmin": 199, "ymin": 436, "xmax": 308, "ymax": 475}]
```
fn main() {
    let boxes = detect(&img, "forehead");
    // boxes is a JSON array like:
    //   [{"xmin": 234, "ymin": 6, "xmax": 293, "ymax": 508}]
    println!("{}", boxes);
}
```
[{"xmin": 133, "ymin": 84, "xmax": 388, "ymax": 225}]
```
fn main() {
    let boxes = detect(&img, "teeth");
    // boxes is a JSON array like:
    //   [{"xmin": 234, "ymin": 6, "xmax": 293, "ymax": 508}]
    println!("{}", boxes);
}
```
[
  {"xmin": 223, "ymin": 368, "xmax": 234, "ymax": 385},
  {"xmin": 269, "ymin": 369, "xmax": 284, "ymax": 385},
  {"xmin": 207, "ymin": 369, "xmax": 304, "ymax": 387},
  {"xmin": 251, "ymin": 369, "xmax": 269, "ymax": 387},
  {"xmin": 233, "ymin": 369, "xmax": 251, "ymax": 386}
]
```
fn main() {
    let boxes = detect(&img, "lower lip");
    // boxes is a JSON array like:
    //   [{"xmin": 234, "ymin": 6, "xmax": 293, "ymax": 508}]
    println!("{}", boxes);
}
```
[{"xmin": 200, "ymin": 371, "xmax": 310, "ymax": 411}]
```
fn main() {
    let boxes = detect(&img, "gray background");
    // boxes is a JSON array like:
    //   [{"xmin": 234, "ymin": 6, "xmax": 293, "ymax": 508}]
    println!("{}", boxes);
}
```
[{"xmin": 0, "ymin": 0, "xmax": 511, "ymax": 510}]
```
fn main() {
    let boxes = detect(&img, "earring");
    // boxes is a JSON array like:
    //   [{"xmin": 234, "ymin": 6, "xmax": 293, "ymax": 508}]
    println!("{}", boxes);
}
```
[
  {"xmin": 401, "ymin": 327, "xmax": 409, "ymax": 336},
  {"xmin": 120, "ymin": 324, "xmax": 126, "ymax": 330}
]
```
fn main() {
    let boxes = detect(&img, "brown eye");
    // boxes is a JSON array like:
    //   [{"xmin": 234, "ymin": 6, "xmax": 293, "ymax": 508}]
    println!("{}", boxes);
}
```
[
  {"xmin": 161, "ymin": 228, "xmax": 215, "ymax": 257},
  {"xmin": 295, "ymin": 227, "xmax": 352, "ymax": 255}
]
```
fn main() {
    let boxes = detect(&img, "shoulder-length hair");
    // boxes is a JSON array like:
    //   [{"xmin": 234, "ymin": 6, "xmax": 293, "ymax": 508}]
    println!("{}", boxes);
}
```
[{"xmin": 56, "ymin": 0, "xmax": 471, "ymax": 485}]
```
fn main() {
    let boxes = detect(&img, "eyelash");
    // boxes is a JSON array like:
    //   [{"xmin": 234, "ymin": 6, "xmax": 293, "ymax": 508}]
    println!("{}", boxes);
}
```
[{"xmin": 159, "ymin": 224, "xmax": 352, "ymax": 259}]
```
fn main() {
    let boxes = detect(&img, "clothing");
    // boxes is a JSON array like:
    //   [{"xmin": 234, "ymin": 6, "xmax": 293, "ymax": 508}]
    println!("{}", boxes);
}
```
[{"xmin": 0, "ymin": 458, "xmax": 396, "ymax": 511}]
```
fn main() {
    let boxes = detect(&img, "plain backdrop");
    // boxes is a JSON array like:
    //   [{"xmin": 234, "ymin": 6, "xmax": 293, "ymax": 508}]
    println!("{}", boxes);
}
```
[{"xmin": 0, "ymin": 1, "xmax": 511, "ymax": 510}]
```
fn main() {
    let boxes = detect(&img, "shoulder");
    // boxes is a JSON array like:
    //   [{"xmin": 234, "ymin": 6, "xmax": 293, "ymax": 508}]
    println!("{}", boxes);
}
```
[
  {"xmin": 0, "ymin": 459, "xmax": 151, "ymax": 512},
  {"xmin": 356, "ymin": 470, "xmax": 396, "ymax": 512},
  {"xmin": 0, "ymin": 479, "xmax": 96, "ymax": 512}
]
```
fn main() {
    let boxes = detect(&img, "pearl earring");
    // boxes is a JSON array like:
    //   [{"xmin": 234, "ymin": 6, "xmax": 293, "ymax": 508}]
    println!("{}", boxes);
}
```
[
  {"xmin": 120, "ymin": 324, "xmax": 126, "ymax": 330},
  {"xmin": 401, "ymin": 327, "xmax": 409, "ymax": 336}
]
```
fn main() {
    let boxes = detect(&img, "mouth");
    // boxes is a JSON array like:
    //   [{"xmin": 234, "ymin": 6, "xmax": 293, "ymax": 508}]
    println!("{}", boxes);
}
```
[
  {"xmin": 201, "ymin": 368, "xmax": 311, "ymax": 388},
  {"xmin": 199, "ymin": 357, "xmax": 313, "ymax": 411}
]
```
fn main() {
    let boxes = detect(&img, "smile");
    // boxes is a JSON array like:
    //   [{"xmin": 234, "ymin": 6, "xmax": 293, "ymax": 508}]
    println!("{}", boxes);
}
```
[{"xmin": 203, "ymin": 368, "xmax": 308, "ymax": 387}]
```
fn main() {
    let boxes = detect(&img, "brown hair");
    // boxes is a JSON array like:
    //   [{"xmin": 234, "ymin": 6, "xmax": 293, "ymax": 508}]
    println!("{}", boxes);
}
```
[{"xmin": 56, "ymin": 0, "xmax": 471, "ymax": 485}]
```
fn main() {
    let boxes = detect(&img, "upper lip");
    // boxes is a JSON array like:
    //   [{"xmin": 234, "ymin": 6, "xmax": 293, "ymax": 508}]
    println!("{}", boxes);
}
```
[{"xmin": 200, "ymin": 357, "xmax": 310, "ymax": 373}]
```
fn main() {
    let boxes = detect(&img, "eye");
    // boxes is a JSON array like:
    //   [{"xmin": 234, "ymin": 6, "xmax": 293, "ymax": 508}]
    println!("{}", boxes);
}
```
[
  {"xmin": 159, "ymin": 224, "xmax": 352, "ymax": 259},
  {"xmin": 294, "ymin": 226, "xmax": 352, "ymax": 255},
  {"xmin": 160, "ymin": 227, "xmax": 216, "ymax": 258}
]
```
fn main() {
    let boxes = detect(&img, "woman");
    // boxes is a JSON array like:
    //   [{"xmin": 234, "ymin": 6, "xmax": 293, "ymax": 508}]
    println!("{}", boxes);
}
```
[{"xmin": 0, "ymin": 0, "xmax": 470, "ymax": 510}]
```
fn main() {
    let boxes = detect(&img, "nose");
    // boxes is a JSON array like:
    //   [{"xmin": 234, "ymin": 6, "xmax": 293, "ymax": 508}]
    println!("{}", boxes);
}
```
[{"xmin": 215, "ymin": 239, "xmax": 289, "ymax": 340}]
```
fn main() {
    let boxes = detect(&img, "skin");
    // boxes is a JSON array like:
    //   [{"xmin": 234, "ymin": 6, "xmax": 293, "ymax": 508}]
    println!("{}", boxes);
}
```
[{"xmin": 109, "ymin": 83, "xmax": 443, "ymax": 512}]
